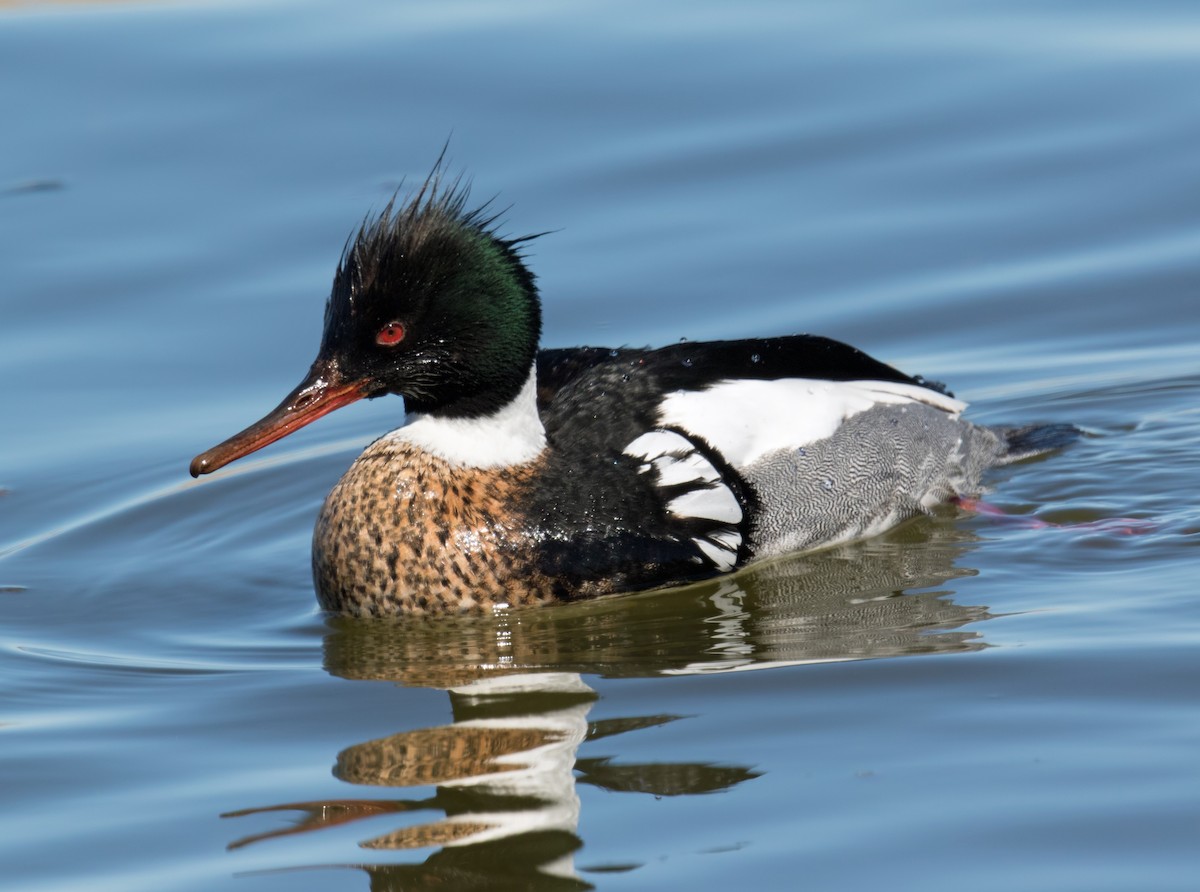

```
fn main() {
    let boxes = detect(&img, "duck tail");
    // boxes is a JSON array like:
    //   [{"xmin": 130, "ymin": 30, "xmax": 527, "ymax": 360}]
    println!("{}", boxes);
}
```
[{"xmin": 995, "ymin": 423, "xmax": 1083, "ymax": 464}]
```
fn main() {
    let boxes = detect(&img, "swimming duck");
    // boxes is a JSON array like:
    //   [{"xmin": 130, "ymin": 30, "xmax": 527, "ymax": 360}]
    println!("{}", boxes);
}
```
[{"xmin": 190, "ymin": 172, "xmax": 1074, "ymax": 616}]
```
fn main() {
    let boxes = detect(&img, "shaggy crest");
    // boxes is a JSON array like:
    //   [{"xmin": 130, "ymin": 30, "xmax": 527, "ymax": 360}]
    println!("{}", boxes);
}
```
[
  {"xmin": 330, "ymin": 157, "xmax": 542, "ymax": 317},
  {"xmin": 310, "ymin": 153, "xmax": 547, "ymax": 418}
]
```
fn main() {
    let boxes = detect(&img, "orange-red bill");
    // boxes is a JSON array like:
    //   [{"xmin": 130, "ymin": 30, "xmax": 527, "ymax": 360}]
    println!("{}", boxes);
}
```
[{"xmin": 189, "ymin": 369, "xmax": 368, "ymax": 477}]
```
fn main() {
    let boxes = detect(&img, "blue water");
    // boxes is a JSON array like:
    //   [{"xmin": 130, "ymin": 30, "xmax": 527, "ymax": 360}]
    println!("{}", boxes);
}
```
[{"xmin": 3, "ymin": 1, "xmax": 1199, "ymax": 889}]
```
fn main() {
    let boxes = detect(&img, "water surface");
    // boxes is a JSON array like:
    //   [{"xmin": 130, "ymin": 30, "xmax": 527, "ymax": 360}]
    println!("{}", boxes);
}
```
[{"xmin": 2, "ymin": 1, "xmax": 1199, "ymax": 889}]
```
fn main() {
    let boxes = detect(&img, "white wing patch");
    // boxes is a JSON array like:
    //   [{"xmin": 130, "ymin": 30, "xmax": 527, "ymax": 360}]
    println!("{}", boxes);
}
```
[
  {"xmin": 657, "ymin": 378, "xmax": 967, "ymax": 470},
  {"xmin": 623, "ymin": 429, "xmax": 743, "ymax": 571}
]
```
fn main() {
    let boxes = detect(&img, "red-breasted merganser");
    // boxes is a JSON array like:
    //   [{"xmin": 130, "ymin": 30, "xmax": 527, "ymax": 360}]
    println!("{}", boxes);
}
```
[{"xmin": 190, "ymin": 170, "xmax": 1076, "ymax": 616}]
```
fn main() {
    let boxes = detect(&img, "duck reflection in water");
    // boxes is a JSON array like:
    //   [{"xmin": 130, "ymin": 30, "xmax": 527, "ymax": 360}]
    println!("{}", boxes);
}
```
[
  {"xmin": 224, "ymin": 518, "xmax": 993, "ymax": 888},
  {"xmin": 229, "ymin": 671, "xmax": 752, "ymax": 889}
]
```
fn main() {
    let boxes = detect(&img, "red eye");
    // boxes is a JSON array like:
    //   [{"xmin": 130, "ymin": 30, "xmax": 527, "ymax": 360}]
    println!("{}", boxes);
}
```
[{"xmin": 376, "ymin": 321, "xmax": 406, "ymax": 346}]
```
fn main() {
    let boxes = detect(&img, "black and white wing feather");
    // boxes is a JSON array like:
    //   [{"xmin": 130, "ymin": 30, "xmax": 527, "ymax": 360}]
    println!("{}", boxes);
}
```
[{"xmin": 622, "ymin": 427, "xmax": 754, "ymax": 572}]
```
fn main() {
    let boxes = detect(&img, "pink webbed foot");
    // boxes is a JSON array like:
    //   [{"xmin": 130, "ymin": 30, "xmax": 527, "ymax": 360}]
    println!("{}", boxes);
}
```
[{"xmin": 952, "ymin": 497, "xmax": 1154, "ymax": 536}]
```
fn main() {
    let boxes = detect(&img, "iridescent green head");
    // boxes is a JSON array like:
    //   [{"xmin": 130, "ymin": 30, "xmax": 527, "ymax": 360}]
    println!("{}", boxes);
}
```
[
  {"xmin": 189, "ymin": 168, "xmax": 543, "ymax": 477},
  {"xmin": 322, "ymin": 172, "xmax": 543, "ymax": 418}
]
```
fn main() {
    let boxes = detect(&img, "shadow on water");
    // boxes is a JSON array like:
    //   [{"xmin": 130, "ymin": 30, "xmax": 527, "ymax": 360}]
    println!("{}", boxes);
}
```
[{"xmin": 224, "ymin": 517, "xmax": 993, "ymax": 889}]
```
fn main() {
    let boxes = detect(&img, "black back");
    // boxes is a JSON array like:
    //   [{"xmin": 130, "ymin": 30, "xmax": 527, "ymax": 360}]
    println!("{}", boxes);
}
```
[{"xmin": 535, "ymin": 334, "xmax": 941, "ymax": 454}]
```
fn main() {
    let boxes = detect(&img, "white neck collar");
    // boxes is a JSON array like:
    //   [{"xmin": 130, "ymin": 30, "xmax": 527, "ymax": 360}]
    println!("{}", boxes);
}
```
[{"xmin": 385, "ymin": 365, "xmax": 546, "ymax": 468}]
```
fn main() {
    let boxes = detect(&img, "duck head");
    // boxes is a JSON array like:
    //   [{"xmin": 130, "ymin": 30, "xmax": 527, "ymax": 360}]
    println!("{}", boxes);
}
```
[{"xmin": 190, "ymin": 175, "xmax": 542, "ymax": 477}]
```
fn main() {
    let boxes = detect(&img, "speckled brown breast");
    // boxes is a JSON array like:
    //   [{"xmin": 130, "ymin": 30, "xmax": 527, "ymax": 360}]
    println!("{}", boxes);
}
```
[{"xmin": 312, "ymin": 436, "xmax": 562, "ymax": 616}]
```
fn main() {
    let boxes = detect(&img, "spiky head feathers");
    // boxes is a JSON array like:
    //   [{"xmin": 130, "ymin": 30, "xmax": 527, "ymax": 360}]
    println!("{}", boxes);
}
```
[{"xmin": 318, "ymin": 170, "xmax": 542, "ymax": 417}]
